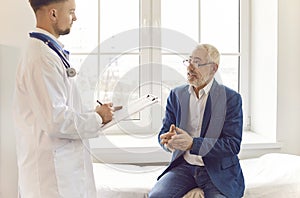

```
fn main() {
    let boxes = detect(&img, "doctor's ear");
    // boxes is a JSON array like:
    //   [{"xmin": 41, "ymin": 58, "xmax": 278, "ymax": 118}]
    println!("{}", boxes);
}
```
[{"xmin": 49, "ymin": 9, "xmax": 57, "ymax": 20}]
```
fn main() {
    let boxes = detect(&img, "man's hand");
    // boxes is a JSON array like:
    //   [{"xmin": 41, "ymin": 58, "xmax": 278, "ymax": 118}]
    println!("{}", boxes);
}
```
[
  {"xmin": 160, "ymin": 124, "xmax": 177, "ymax": 152},
  {"xmin": 95, "ymin": 103, "xmax": 113, "ymax": 124},
  {"xmin": 160, "ymin": 124, "xmax": 176, "ymax": 144},
  {"xmin": 168, "ymin": 127, "xmax": 193, "ymax": 151}
]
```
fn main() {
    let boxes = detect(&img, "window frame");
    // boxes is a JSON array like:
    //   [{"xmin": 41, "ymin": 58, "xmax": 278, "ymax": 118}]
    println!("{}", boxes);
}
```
[{"xmin": 62, "ymin": 0, "xmax": 250, "ymax": 134}]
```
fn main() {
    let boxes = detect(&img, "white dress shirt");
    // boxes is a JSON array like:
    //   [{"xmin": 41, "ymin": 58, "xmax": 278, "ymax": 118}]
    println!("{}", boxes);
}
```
[{"xmin": 183, "ymin": 79, "xmax": 213, "ymax": 166}]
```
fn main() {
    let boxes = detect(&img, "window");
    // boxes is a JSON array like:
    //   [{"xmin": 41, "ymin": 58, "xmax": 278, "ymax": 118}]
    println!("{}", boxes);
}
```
[{"xmin": 60, "ymin": 0, "xmax": 250, "ymax": 135}]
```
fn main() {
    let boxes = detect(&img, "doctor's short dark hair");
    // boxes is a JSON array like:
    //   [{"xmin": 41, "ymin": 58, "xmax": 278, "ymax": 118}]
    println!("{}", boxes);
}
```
[{"xmin": 29, "ymin": 0, "xmax": 68, "ymax": 12}]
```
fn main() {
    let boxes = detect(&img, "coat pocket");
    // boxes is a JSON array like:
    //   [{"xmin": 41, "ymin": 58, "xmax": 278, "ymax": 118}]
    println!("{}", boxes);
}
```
[{"xmin": 53, "ymin": 140, "xmax": 84, "ymax": 198}]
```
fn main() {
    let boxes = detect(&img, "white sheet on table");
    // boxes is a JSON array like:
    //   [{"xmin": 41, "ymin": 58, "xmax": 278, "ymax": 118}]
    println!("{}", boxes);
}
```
[
  {"xmin": 241, "ymin": 153, "xmax": 300, "ymax": 198},
  {"xmin": 93, "ymin": 163, "xmax": 165, "ymax": 198},
  {"xmin": 93, "ymin": 153, "xmax": 300, "ymax": 198}
]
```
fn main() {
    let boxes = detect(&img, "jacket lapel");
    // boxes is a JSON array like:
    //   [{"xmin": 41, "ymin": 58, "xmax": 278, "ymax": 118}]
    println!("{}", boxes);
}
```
[
  {"xmin": 200, "ymin": 80, "xmax": 219, "ymax": 137},
  {"xmin": 200, "ymin": 94, "xmax": 211, "ymax": 137},
  {"xmin": 178, "ymin": 86, "xmax": 190, "ymax": 130},
  {"xmin": 200, "ymin": 80, "xmax": 227, "ymax": 138}
]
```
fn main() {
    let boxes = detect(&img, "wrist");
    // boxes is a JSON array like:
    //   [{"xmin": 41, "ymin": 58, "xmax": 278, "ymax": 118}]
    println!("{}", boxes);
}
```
[{"xmin": 187, "ymin": 138, "xmax": 193, "ymax": 150}]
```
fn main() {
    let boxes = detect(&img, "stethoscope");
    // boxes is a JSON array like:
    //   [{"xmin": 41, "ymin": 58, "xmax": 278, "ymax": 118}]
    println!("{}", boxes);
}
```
[{"xmin": 29, "ymin": 32, "xmax": 76, "ymax": 77}]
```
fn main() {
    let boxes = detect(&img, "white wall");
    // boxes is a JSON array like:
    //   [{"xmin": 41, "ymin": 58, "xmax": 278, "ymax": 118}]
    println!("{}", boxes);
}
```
[
  {"xmin": 0, "ymin": 45, "xmax": 20, "ymax": 198},
  {"xmin": 1, "ymin": 0, "xmax": 300, "ymax": 197},
  {"xmin": 277, "ymin": 0, "xmax": 300, "ymax": 154},
  {"xmin": 0, "ymin": 1, "xmax": 34, "ymax": 197},
  {"xmin": 0, "ymin": 0, "xmax": 35, "ymax": 47},
  {"xmin": 250, "ymin": 0, "xmax": 300, "ymax": 155},
  {"xmin": 250, "ymin": 0, "xmax": 277, "ymax": 140}
]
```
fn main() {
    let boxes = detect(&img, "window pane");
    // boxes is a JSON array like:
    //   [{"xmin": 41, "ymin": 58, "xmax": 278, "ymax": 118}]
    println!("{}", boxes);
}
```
[
  {"xmin": 97, "ymin": 55, "xmax": 140, "ymax": 118},
  {"xmin": 100, "ymin": 0, "xmax": 139, "ymax": 44},
  {"xmin": 218, "ymin": 55, "xmax": 239, "ymax": 91},
  {"xmin": 60, "ymin": 0, "xmax": 98, "ymax": 53},
  {"xmin": 200, "ymin": 0, "xmax": 239, "ymax": 52},
  {"xmin": 74, "ymin": 55, "xmax": 99, "ymax": 110},
  {"xmin": 161, "ymin": 54, "xmax": 187, "ymax": 107},
  {"xmin": 69, "ymin": 54, "xmax": 89, "ymax": 72},
  {"xmin": 161, "ymin": 0, "xmax": 199, "ymax": 42}
]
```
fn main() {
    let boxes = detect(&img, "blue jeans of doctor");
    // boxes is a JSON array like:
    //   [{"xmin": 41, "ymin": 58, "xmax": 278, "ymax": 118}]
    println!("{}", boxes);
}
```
[{"xmin": 148, "ymin": 158, "xmax": 227, "ymax": 198}]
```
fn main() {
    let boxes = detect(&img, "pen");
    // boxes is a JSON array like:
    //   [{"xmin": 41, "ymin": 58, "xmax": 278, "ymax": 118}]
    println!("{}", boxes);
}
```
[{"xmin": 97, "ymin": 100, "xmax": 122, "ymax": 111}]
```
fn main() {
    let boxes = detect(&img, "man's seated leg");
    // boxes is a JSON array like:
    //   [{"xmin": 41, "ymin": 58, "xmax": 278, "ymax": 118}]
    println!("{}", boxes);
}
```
[{"xmin": 149, "ymin": 162, "xmax": 197, "ymax": 198}]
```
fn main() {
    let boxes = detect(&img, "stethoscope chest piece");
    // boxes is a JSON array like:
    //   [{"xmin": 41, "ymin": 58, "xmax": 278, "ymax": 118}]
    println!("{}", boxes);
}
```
[{"xmin": 66, "ymin": 67, "xmax": 77, "ymax": 77}]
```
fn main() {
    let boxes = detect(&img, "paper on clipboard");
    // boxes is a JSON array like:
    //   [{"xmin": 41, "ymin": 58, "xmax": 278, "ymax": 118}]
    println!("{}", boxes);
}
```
[{"xmin": 101, "ymin": 94, "xmax": 159, "ymax": 130}]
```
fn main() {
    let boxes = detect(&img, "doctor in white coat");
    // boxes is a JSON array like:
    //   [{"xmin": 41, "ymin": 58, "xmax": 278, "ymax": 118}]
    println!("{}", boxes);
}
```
[{"xmin": 13, "ymin": 0, "xmax": 113, "ymax": 197}]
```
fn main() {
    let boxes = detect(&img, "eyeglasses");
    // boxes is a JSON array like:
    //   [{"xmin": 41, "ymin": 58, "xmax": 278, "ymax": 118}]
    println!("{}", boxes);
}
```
[{"xmin": 183, "ymin": 58, "xmax": 215, "ymax": 68}]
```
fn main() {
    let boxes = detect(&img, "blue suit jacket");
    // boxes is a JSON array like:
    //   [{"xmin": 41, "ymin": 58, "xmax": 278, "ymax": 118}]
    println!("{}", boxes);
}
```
[{"xmin": 158, "ymin": 80, "xmax": 245, "ymax": 198}]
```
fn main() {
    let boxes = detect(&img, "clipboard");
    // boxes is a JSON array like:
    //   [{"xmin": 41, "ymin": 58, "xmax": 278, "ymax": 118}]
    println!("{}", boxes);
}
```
[{"xmin": 101, "ymin": 94, "xmax": 159, "ymax": 130}]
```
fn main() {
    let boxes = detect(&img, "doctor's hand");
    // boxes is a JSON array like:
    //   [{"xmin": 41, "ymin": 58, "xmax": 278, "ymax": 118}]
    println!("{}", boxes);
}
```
[
  {"xmin": 168, "ymin": 127, "xmax": 193, "ymax": 151},
  {"xmin": 95, "ymin": 103, "xmax": 113, "ymax": 124}
]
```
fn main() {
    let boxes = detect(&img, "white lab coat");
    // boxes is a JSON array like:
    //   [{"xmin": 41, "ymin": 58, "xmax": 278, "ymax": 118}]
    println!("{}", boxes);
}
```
[{"xmin": 13, "ymin": 28, "xmax": 102, "ymax": 198}]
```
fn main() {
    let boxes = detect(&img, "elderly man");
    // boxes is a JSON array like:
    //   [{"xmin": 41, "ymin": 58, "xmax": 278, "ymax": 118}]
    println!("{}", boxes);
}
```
[{"xmin": 149, "ymin": 44, "xmax": 245, "ymax": 198}]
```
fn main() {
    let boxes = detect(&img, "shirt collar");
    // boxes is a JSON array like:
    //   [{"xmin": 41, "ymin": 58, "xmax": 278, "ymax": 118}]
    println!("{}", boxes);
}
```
[
  {"xmin": 34, "ymin": 28, "xmax": 64, "ymax": 48},
  {"xmin": 188, "ymin": 78, "xmax": 214, "ymax": 96}
]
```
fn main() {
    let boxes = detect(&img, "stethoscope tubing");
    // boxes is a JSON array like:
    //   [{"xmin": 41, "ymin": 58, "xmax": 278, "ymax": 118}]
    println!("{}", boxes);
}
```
[{"xmin": 29, "ymin": 32, "xmax": 76, "ymax": 77}]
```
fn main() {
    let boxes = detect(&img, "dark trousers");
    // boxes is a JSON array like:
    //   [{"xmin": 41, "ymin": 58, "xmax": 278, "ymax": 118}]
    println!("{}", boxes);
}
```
[{"xmin": 148, "ymin": 158, "xmax": 227, "ymax": 198}]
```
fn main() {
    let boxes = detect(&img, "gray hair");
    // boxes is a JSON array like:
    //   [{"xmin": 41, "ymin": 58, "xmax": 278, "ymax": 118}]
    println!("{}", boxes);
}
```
[{"xmin": 196, "ymin": 44, "xmax": 220, "ymax": 65}]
